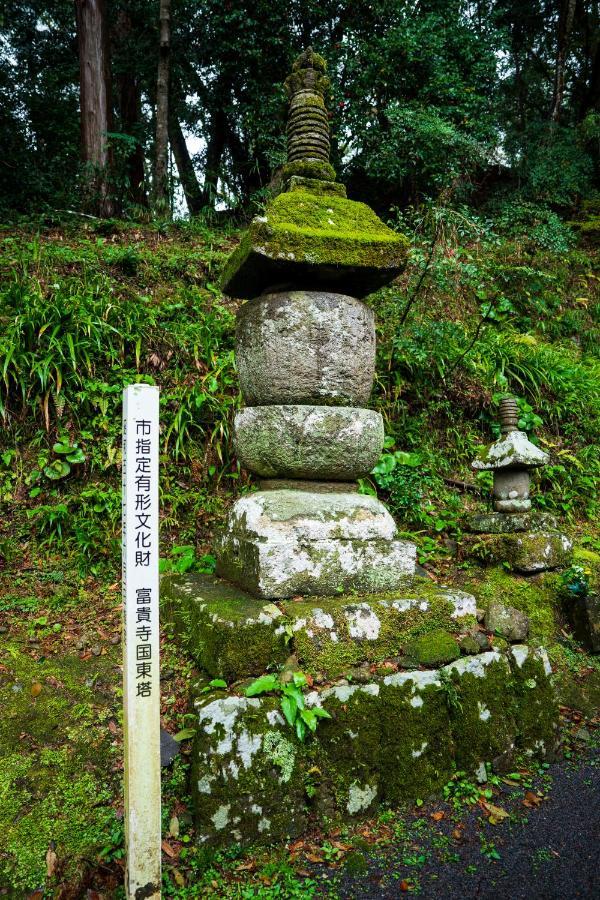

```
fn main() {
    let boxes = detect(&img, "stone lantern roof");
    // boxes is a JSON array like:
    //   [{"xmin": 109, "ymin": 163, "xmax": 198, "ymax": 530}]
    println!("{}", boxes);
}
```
[{"xmin": 472, "ymin": 396, "xmax": 549, "ymax": 471}]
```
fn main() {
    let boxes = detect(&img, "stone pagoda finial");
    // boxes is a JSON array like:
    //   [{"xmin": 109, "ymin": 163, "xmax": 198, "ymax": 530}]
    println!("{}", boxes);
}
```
[
  {"xmin": 284, "ymin": 48, "xmax": 331, "ymax": 170},
  {"xmin": 499, "ymin": 395, "xmax": 519, "ymax": 434}
]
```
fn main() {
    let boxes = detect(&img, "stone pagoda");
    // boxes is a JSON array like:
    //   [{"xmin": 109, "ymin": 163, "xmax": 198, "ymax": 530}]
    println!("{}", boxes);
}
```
[
  {"xmin": 467, "ymin": 396, "xmax": 572, "ymax": 573},
  {"xmin": 164, "ymin": 53, "xmax": 559, "ymax": 850},
  {"xmin": 215, "ymin": 47, "xmax": 416, "ymax": 599}
]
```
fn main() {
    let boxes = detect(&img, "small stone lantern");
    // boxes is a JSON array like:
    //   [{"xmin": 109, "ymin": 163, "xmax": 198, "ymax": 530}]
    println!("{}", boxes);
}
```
[{"xmin": 472, "ymin": 396, "xmax": 548, "ymax": 513}]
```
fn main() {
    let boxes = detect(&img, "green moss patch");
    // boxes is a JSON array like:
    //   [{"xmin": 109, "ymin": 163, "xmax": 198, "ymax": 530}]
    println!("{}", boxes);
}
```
[
  {"xmin": 0, "ymin": 641, "xmax": 119, "ymax": 893},
  {"xmin": 467, "ymin": 567, "xmax": 561, "ymax": 646},
  {"xmin": 221, "ymin": 188, "xmax": 409, "ymax": 299},
  {"xmin": 405, "ymin": 629, "xmax": 460, "ymax": 666}
]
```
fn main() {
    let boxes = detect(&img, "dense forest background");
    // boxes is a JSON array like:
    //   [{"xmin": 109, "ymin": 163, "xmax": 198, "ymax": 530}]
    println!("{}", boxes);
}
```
[{"xmin": 2, "ymin": 0, "xmax": 600, "ymax": 219}]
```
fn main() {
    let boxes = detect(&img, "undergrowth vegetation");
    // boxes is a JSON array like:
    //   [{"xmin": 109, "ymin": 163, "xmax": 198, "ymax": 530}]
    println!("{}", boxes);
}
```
[{"xmin": 0, "ymin": 201, "xmax": 598, "ymax": 579}]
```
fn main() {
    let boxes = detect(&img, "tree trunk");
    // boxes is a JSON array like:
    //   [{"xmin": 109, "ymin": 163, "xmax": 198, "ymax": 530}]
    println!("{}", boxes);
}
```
[
  {"xmin": 201, "ymin": 103, "xmax": 227, "ymax": 209},
  {"xmin": 169, "ymin": 115, "xmax": 204, "ymax": 216},
  {"xmin": 550, "ymin": 0, "xmax": 577, "ymax": 124},
  {"xmin": 114, "ymin": 8, "xmax": 147, "ymax": 208},
  {"xmin": 75, "ymin": 0, "xmax": 114, "ymax": 216},
  {"xmin": 154, "ymin": 0, "xmax": 171, "ymax": 215}
]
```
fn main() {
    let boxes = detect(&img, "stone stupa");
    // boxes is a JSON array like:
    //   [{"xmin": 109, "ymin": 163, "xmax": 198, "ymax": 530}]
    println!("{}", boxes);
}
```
[{"xmin": 215, "ymin": 47, "xmax": 417, "ymax": 599}]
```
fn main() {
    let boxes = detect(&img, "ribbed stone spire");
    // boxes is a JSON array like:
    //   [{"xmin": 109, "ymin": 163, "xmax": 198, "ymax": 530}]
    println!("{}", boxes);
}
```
[{"xmin": 284, "ymin": 48, "xmax": 331, "ymax": 166}]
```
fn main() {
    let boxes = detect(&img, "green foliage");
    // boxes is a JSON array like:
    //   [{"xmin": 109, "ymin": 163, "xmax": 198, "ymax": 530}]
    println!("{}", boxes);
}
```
[
  {"xmin": 559, "ymin": 565, "xmax": 591, "ymax": 601},
  {"xmin": 245, "ymin": 671, "xmax": 331, "ymax": 742}
]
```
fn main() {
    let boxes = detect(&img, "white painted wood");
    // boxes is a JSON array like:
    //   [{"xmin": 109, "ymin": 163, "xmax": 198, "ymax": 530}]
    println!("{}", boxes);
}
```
[{"xmin": 122, "ymin": 384, "xmax": 161, "ymax": 899}]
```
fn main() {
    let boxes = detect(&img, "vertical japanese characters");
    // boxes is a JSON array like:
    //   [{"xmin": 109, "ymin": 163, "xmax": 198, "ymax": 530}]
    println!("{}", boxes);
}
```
[{"xmin": 122, "ymin": 384, "xmax": 161, "ymax": 900}]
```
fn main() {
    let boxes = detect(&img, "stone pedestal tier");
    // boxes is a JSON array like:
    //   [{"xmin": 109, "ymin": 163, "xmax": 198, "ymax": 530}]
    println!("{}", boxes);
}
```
[
  {"xmin": 214, "ymin": 489, "xmax": 416, "ymax": 598},
  {"xmin": 234, "ymin": 406, "xmax": 383, "ymax": 481},
  {"xmin": 236, "ymin": 291, "xmax": 375, "ymax": 406}
]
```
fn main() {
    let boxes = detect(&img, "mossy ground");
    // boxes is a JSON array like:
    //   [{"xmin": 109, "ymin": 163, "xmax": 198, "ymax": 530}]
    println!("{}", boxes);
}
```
[{"xmin": 0, "ymin": 638, "xmax": 119, "ymax": 894}]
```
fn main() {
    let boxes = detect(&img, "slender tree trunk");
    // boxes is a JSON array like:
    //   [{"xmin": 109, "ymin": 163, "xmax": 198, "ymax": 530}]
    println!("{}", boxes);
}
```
[
  {"xmin": 75, "ymin": 0, "xmax": 114, "ymax": 216},
  {"xmin": 114, "ymin": 8, "xmax": 147, "ymax": 207},
  {"xmin": 201, "ymin": 103, "xmax": 227, "ymax": 208},
  {"xmin": 550, "ymin": 0, "xmax": 577, "ymax": 124},
  {"xmin": 119, "ymin": 73, "xmax": 147, "ymax": 207},
  {"xmin": 169, "ymin": 115, "xmax": 204, "ymax": 215},
  {"xmin": 154, "ymin": 0, "xmax": 171, "ymax": 215}
]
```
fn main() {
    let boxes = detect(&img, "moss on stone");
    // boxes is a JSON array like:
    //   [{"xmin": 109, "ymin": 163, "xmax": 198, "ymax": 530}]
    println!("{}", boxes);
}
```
[
  {"xmin": 189, "ymin": 649, "xmax": 557, "ymax": 848},
  {"xmin": 405, "ymin": 630, "xmax": 460, "ymax": 666},
  {"xmin": 221, "ymin": 188, "xmax": 409, "ymax": 299},
  {"xmin": 283, "ymin": 585, "xmax": 472, "ymax": 678},
  {"xmin": 466, "ymin": 567, "xmax": 560, "ymax": 646},
  {"xmin": 162, "ymin": 574, "xmax": 289, "ymax": 679},
  {"xmin": 462, "ymin": 531, "xmax": 572, "ymax": 573},
  {"xmin": 509, "ymin": 648, "xmax": 559, "ymax": 754},
  {"xmin": 443, "ymin": 655, "xmax": 518, "ymax": 773},
  {"xmin": 279, "ymin": 159, "xmax": 336, "ymax": 182},
  {"xmin": 0, "ymin": 641, "xmax": 118, "ymax": 893}
]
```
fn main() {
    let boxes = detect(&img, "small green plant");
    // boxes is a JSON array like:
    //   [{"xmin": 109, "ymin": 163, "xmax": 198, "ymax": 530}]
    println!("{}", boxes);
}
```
[
  {"xmin": 559, "ymin": 564, "xmax": 590, "ymax": 600},
  {"xmin": 159, "ymin": 545, "xmax": 216, "ymax": 575},
  {"xmin": 478, "ymin": 834, "xmax": 501, "ymax": 861},
  {"xmin": 44, "ymin": 439, "xmax": 86, "ymax": 480},
  {"xmin": 443, "ymin": 771, "xmax": 482, "ymax": 808},
  {"xmin": 245, "ymin": 671, "xmax": 331, "ymax": 741}
]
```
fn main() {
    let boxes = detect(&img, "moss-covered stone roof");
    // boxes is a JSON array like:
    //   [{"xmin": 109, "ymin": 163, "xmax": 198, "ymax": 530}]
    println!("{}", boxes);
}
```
[{"xmin": 221, "ymin": 188, "xmax": 409, "ymax": 299}]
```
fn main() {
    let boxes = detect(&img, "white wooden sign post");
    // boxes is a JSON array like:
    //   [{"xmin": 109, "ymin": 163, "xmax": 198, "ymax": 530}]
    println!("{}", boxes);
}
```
[{"xmin": 122, "ymin": 384, "xmax": 162, "ymax": 899}]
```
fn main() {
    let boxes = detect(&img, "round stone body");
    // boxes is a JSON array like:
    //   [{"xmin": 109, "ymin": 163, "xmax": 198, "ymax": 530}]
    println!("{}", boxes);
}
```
[
  {"xmin": 234, "ymin": 405, "xmax": 384, "ymax": 481},
  {"xmin": 236, "ymin": 291, "xmax": 376, "ymax": 406},
  {"xmin": 492, "ymin": 469, "xmax": 530, "ymax": 502}
]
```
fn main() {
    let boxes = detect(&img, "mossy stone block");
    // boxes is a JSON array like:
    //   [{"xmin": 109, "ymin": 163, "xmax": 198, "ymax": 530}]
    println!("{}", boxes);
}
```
[
  {"xmin": 443, "ymin": 653, "xmax": 517, "ymax": 774},
  {"xmin": 221, "ymin": 188, "xmax": 409, "ymax": 299},
  {"xmin": 282, "ymin": 584, "xmax": 475, "ymax": 676},
  {"xmin": 161, "ymin": 574, "xmax": 288, "ymax": 679},
  {"xmin": 462, "ymin": 531, "xmax": 572, "ymax": 573},
  {"xmin": 189, "ymin": 649, "xmax": 557, "ymax": 848},
  {"xmin": 234, "ymin": 405, "xmax": 384, "ymax": 480},
  {"xmin": 485, "ymin": 602, "xmax": 529, "ymax": 642},
  {"xmin": 510, "ymin": 646, "xmax": 559, "ymax": 755},
  {"xmin": 191, "ymin": 695, "xmax": 308, "ymax": 846},
  {"xmin": 468, "ymin": 511, "xmax": 558, "ymax": 534},
  {"xmin": 405, "ymin": 629, "xmax": 460, "ymax": 666}
]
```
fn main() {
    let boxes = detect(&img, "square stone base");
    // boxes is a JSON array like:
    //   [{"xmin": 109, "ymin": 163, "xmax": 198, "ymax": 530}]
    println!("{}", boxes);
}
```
[{"xmin": 214, "ymin": 489, "xmax": 416, "ymax": 598}]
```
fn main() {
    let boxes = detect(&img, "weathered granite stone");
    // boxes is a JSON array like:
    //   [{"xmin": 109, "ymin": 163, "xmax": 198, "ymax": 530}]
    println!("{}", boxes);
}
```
[
  {"xmin": 492, "ymin": 469, "xmax": 530, "ymax": 501},
  {"xmin": 281, "ymin": 585, "xmax": 476, "ymax": 676},
  {"xmin": 190, "ymin": 649, "xmax": 558, "ymax": 847},
  {"xmin": 494, "ymin": 498, "xmax": 532, "ymax": 512},
  {"xmin": 234, "ymin": 405, "xmax": 384, "ymax": 480},
  {"xmin": 569, "ymin": 592, "xmax": 600, "ymax": 653},
  {"xmin": 164, "ymin": 573, "xmax": 477, "ymax": 679},
  {"xmin": 468, "ymin": 511, "xmax": 558, "ymax": 534},
  {"xmin": 220, "ymin": 489, "xmax": 400, "ymax": 542},
  {"xmin": 485, "ymin": 602, "xmax": 529, "ymax": 642},
  {"xmin": 473, "ymin": 430, "xmax": 549, "ymax": 471},
  {"xmin": 215, "ymin": 490, "xmax": 416, "ymax": 597},
  {"xmin": 463, "ymin": 531, "xmax": 573, "ymax": 573},
  {"xmin": 216, "ymin": 532, "xmax": 415, "ymax": 599},
  {"xmin": 236, "ymin": 291, "xmax": 376, "ymax": 406},
  {"xmin": 162, "ymin": 574, "xmax": 288, "ymax": 678}
]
